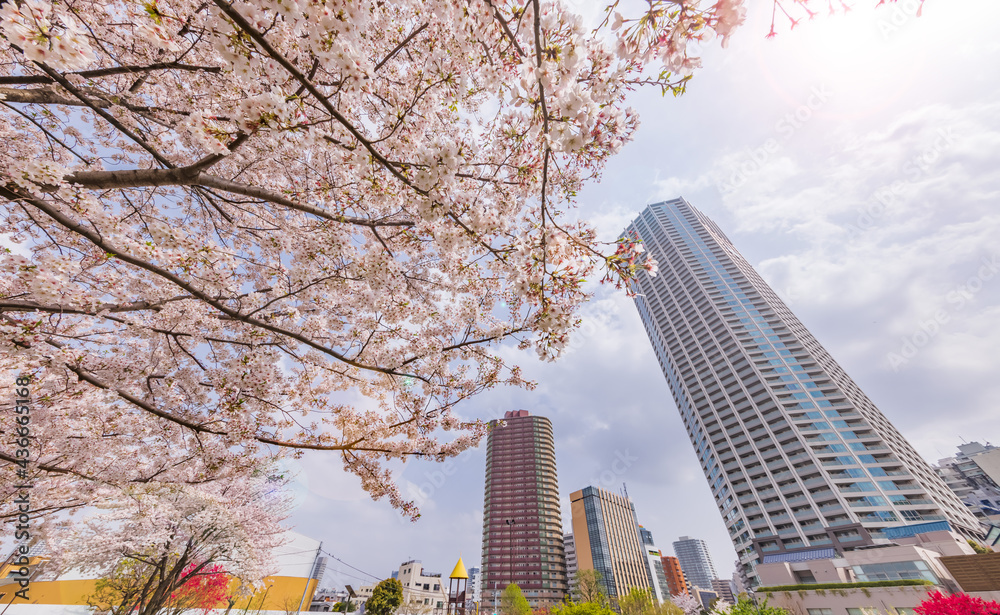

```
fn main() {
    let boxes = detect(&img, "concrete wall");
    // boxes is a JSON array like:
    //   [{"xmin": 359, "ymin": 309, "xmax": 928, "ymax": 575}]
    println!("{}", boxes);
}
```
[{"xmin": 761, "ymin": 585, "xmax": 939, "ymax": 615}]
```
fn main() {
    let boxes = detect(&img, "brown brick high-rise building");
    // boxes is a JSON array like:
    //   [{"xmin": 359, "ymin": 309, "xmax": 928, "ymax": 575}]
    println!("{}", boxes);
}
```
[
  {"xmin": 481, "ymin": 410, "xmax": 568, "ymax": 610},
  {"xmin": 660, "ymin": 555, "xmax": 689, "ymax": 597}
]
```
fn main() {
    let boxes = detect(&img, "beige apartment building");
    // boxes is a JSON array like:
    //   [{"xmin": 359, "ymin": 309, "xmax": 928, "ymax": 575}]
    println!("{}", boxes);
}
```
[{"xmin": 570, "ymin": 486, "xmax": 653, "ymax": 602}]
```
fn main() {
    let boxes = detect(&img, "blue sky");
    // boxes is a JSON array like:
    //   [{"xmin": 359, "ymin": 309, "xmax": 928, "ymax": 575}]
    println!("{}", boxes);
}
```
[{"xmin": 289, "ymin": 0, "xmax": 1000, "ymax": 589}]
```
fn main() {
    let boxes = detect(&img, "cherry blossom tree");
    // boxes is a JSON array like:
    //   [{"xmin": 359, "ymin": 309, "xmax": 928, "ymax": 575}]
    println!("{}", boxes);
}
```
[
  {"xmin": 0, "ymin": 0, "xmax": 903, "ymax": 571},
  {"xmin": 672, "ymin": 594, "xmax": 703, "ymax": 615},
  {"xmin": 75, "ymin": 472, "xmax": 286, "ymax": 614}
]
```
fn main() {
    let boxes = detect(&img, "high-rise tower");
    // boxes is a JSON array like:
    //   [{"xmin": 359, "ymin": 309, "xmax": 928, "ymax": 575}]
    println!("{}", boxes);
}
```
[
  {"xmin": 481, "ymin": 410, "xmax": 568, "ymax": 609},
  {"xmin": 672, "ymin": 536, "xmax": 718, "ymax": 591},
  {"xmin": 570, "ymin": 486, "xmax": 653, "ymax": 602},
  {"xmin": 626, "ymin": 198, "xmax": 982, "ymax": 587}
]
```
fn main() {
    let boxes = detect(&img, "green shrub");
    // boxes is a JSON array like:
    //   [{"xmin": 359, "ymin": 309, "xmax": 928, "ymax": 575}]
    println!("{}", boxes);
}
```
[{"xmin": 755, "ymin": 580, "xmax": 933, "ymax": 592}]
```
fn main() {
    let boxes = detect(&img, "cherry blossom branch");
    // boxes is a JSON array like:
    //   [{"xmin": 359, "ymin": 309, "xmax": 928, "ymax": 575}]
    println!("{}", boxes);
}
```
[
  {"xmin": 61, "ymin": 168, "xmax": 415, "ymax": 228},
  {"xmin": 372, "ymin": 23, "xmax": 429, "ymax": 73},
  {"xmin": 3, "ymin": 187, "xmax": 425, "ymax": 381},
  {"xmin": 0, "ymin": 62, "xmax": 222, "ymax": 85},
  {"xmin": 28, "ymin": 58, "xmax": 175, "ymax": 168},
  {"xmin": 487, "ymin": 0, "xmax": 527, "ymax": 58}
]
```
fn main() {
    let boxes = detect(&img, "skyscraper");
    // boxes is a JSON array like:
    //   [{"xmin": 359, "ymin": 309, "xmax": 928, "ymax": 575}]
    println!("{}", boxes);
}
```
[
  {"xmin": 672, "ymin": 536, "xmax": 718, "ymax": 591},
  {"xmin": 481, "ymin": 410, "xmax": 568, "ymax": 609},
  {"xmin": 626, "ymin": 198, "xmax": 982, "ymax": 587},
  {"xmin": 570, "ymin": 486, "xmax": 652, "ymax": 602}
]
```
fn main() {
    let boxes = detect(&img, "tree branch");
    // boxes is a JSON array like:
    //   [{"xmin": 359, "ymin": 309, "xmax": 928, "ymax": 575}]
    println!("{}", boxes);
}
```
[{"xmin": 62, "ymin": 168, "xmax": 415, "ymax": 228}]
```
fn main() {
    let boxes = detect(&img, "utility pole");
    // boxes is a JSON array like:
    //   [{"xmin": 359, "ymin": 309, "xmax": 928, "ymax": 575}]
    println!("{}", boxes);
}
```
[{"xmin": 298, "ymin": 541, "xmax": 323, "ymax": 612}]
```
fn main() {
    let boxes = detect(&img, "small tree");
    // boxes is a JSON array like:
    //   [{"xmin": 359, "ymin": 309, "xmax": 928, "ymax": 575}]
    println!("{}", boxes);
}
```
[
  {"xmin": 366, "ymin": 579, "xmax": 404, "ymax": 615},
  {"xmin": 572, "ymin": 570, "xmax": 610, "ymax": 608},
  {"xmin": 712, "ymin": 597, "xmax": 786, "ymax": 615},
  {"xmin": 915, "ymin": 591, "xmax": 1000, "ymax": 615},
  {"xmin": 501, "ymin": 584, "xmax": 531, "ymax": 615},
  {"xmin": 551, "ymin": 602, "xmax": 616, "ymax": 615},
  {"xmin": 88, "ymin": 560, "xmax": 231, "ymax": 615},
  {"xmin": 618, "ymin": 588, "xmax": 654, "ymax": 615},
  {"xmin": 652, "ymin": 601, "xmax": 685, "ymax": 615}
]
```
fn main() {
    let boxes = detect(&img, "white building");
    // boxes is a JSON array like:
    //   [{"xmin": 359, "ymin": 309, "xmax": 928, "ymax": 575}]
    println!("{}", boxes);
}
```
[
  {"xmin": 467, "ymin": 566, "xmax": 481, "ymax": 607},
  {"xmin": 357, "ymin": 560, "xmax": 447, "ymax": 615},
  {"xmin": 639, "ymin": 527, "xmax": 670, "ymax": 603},
  {"xmin": 564, "ymin": 534, "xmax": 577, "ymax": 582}
]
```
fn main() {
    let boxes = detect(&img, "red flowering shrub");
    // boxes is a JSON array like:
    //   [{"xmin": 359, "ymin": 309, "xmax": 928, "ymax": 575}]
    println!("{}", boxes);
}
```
[
  {"xmin": 915, "ymin": 592, "xmax": 1000, "ymax": 615},
  {"xmin": 169, "ymin": 563, "xmax": 232, "ymax": 613}
]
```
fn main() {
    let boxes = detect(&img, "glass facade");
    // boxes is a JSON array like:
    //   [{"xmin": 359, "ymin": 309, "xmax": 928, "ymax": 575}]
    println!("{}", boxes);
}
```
[
  {"xmin": 626, "ymin": 199, "xmax": 983, "ymax": 587},
  {"xmin": 570, "ymin": 486, "xmax": 653, "ymax": 601}
]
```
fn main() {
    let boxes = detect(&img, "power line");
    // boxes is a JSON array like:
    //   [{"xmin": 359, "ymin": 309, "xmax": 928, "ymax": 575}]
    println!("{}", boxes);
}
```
[{"xmin": 322, "ymin": 549, "xmax": 382, "ymax": 581}]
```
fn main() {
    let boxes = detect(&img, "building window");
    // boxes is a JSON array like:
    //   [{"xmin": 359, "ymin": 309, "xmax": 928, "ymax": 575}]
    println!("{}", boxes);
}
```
[
  {"xmin": 850, "ymin": 561, "xmax": 938, "ymax": 583},
  {"xmin": 846, "ymin": 609, "xmax": 879, "ymax": 615},
  {"xmin": 807, "ymin": 610, "xmax": 833, "ymax": 615}
]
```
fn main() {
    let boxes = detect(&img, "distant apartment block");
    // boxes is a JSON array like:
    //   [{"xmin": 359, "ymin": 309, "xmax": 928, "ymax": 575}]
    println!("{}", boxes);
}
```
[
  {"xmin": 467, "ymin": 566, "xmax": 481, "ymax": 606},
  {"xmin": 627, "ymin": 198, "xmax": 983, "ymax": 586},
  {"xmin": 672, "ymin": 536, "xmax": 718, "ymax": 591},
  {"xmin": 570, "ymin": 486, "xmax": 653, "ymax": 601},
  {"xmin": 564, "ymin": 533, "xmax": 578, "ymax": 581},
  {"xmin": 481, "ymin": 410, "xmax": 568, "ymax": 609},
  {"xmin": 935, "ymin": 441, "xmax": 1000, "ymax": 520},
  {"xmin": 710, "ymin": 579, "xmax": 735, "ymax": 604}
]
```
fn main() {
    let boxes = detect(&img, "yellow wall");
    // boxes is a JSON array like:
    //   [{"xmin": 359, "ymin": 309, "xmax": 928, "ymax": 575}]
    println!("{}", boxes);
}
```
[{"xmin": 0, "ymin": 575, "xmax": 317, "ymax": 611}]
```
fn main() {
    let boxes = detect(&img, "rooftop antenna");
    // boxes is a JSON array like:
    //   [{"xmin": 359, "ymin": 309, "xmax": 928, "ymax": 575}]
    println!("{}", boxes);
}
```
[{"xmin": 623, "ymin": 482, "xmax": 629, "ymax": 500}]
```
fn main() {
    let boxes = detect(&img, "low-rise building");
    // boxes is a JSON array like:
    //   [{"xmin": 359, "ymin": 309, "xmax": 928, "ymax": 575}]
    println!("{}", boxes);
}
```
[
  {"xmin": 357, "ymin": 560, "xmax": 448, "ymax": 615},
  {"xmin": 753, "ymin": 523, "xmax": 996, "ymax": 615},
  {"xmin": 711, "ymin": 579, "xmax": 735, "ymax": 604},
  {"xmin": 693, "ymin": 588, "xmax": 719, "ymax": 611}
]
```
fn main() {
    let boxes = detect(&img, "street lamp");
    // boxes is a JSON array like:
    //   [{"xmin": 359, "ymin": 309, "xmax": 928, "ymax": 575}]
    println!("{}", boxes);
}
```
[{"xmin": 505, "ymin": 519, "xmax": 517, "ymax": 587}]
